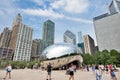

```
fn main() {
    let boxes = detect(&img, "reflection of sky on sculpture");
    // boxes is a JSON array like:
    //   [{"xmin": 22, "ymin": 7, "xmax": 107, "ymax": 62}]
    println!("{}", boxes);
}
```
[{"xmin": 42, "ymin": 43, "xmax": 81, "ymax": 59}]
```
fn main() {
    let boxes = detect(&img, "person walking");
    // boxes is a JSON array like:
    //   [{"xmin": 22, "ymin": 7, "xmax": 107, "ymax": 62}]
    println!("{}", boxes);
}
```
[
  {"xmin": 46, "ymin": 63, "xmax": 52, "ymax": 80},
  {"xmin": 86, "ymin": 65, "xmax": 89, "ymax": 72},
  {"xmin": 92, "ymin": 64, "xmax": 95, "ymax": 75},
  {"xmin": 110, "ymin": 69, "xmax": 117, "ymax": 80},
  {"xmin": 68, "ymin": 64, "xmax": 74, "ymax": 80},
  {"xmin": 95, "ymin": 65, "xmax": 102, "ymax": 80},
  {"xmin": 3, "ymin": 64, "xmax": 12, "ymax": 80}
]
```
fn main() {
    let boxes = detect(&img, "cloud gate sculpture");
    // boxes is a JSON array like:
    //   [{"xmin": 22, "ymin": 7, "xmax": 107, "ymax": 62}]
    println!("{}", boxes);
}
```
[
  {"xmin": 41, "ymin": 43, "xmax": 82, "ymax": 59},
  {"xmin": 41, "ymin": 43, "xmax": 83, "ymax": 69}
]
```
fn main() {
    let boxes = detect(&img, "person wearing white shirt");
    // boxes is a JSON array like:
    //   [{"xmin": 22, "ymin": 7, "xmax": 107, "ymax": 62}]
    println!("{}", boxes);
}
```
[
  {"xmin": 95, "ymin": 65, "xmax": 102, "ymax": 80},
  {"xmin": 3, "ymin": 64, "xmax": 12, "ymax": 80}
]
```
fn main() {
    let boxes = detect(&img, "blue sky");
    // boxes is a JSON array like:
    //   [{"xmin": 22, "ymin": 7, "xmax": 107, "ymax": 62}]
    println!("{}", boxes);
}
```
[{"xmin": 0, "ymin": 0, "xmax": 112, "ymax": 45}]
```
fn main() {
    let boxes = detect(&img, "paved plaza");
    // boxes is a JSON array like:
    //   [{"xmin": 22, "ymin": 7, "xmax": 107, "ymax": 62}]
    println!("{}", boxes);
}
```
[{"xmin": 0, "ymin": 68, "xmax": 120, "ymax": 80}]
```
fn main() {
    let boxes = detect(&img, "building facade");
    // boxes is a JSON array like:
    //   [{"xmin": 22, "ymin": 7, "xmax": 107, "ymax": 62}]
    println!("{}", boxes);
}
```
[
  {"xmin": 109, "ymin": 0, "xmax": 120, "ymax": 14},
  {"xmin": 9, "ymin": 13, "xmax": 33, "ymax": 61},
  {"xmin": 78, "ymin": 31, "xmax": 83, "ymax": 43},
  {"xmin": 31, "ymin": 39, "xmax": 40, "ymax": 61},
  {"xmin": 83, "ymin": 35, "xmax": 95, "ymax": 55},
  {"xmin": 77, "ymin": 31, "xmax": 84, "ymax": 53},
  {"xmin": 64, "ymin": 30, "xmax": 76, "ymax": 45},
  {"xmin": 42, "ymin": 20, "xmax": 55, "ymax": 45},
  {"xmin": 0, "ymin": 47, "xmax": 14, "ymax": 60},
  {"xmin": 9, "ymin": 13, "xmax": 22, "ymax": 49},
  {"xmin": 93, "ymin": 0, "xmax": 120, "ymax": 51},
  {"xmin": 77, "ymin": 43, "xmax": 85, "ymax": 53},
  {"xmin": 0, "ymin": 27, "xmax": 11, "ymax": 48}
]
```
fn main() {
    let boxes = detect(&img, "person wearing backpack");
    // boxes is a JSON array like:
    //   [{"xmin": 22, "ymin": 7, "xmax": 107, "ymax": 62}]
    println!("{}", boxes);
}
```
[
  {"xmin": 110, "ymin": 69, "xmax": 117, "ymax": 80},
  {"xmin": 46, "ymin": 63, "xmax": 52, "ymax": 80}
]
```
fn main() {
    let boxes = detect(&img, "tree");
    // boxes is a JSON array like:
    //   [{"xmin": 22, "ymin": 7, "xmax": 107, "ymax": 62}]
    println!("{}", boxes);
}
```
[{"xmin": 82, "ymin": 53, "xmax": 92, "ymax": 65}]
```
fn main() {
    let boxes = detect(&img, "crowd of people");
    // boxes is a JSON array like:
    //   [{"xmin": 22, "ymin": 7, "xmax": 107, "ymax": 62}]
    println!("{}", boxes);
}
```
[
  {"xmin": 65, "ymin": 64, "xmax": 118, "ymax": 80},
  {"xmin": 2, "ymin": 63, "xmax": 118, "ymax": 80},
  {"xmin": 90, "ymin": 64, "xmax": 117, "ymax": 80}
]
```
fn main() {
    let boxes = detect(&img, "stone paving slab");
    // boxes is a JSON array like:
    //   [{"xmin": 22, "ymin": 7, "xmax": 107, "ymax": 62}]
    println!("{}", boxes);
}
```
[{"xmin": 0, "ymin": 69, "xmax": 120, "ymax": 80}]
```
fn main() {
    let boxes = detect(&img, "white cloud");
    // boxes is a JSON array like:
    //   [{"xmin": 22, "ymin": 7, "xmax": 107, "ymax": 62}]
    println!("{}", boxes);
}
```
[
  {"xmin": 31, "ymin": 0, "xmax": 44, "ymax": 5},
  {"xmin": 21, "ymin": 8, "xmax": 64, "ymax": 19},
  {"xmin": 65, "ymin": 16, "xmax": 92, "ymax": 24},
  {"xmin": 21, "ymin": 8, "xmax": 92, "ymax": 24},
  {"xmin": 51, "ymin": 0, "xmax": 90, "ymax": 14},
  {"xmin": 51, "ymin": 0, "xmax": 65, "ymax": 9},
  {"xmin": 24, "ymin": 0, "xmax": 91, "ymax": 24}
]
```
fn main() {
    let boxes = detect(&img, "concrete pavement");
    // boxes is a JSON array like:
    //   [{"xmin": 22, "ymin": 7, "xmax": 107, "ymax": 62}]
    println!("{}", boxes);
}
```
[{"xmin": 0, "ymin": 68, "xmax": 120, "ymax": 80}]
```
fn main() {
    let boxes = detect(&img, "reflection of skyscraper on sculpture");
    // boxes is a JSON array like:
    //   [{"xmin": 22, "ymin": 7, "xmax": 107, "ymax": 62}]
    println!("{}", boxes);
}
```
[
  {"xmin": 41, "ymin": 43, "xmax": 83, "ymax": 69},
  {"xmin": 9, "ymin": 13, "xmax": 33, "ymax": 61}
]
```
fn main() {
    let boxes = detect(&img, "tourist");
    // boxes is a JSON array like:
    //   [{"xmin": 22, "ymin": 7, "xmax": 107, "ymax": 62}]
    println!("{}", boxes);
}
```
[
  {"xmin": 68, "ymin": 64, "xmax": 74, "ymax": 80},
  {"xmin": 99, "ymin": 64, "xmax": 105, "ymax": 72},
  {"xmin": 86, "ymin": 65, "xmax": 89, "ymax": 72},
  {"xmin": 105, "ymin": 65, "xmax": 109, "ymax": 74},
  {"xmin": 95, "ymin": 65, "xmax": 102, "ymax": 80},
  {"xmin": 46, "ymin": 63, "xmax": 52, "ymax": 80},
  {"xmin": 109, "ymin": 64, "xmax": 113, "ymax": 70},
  {"xmin": 92, "ymin": 64, "xmax": 95, "ymax": 74},
  {"xmin": 110, "ymin": 69, "xmax": 117, "ymax": 80},
  {"xmin": 73, "ymin": 65, "xmax": 76, "ymax": 72},
  {"xmin": 3, "ymin": 64, "xmax": 12, "ymax": 80}
]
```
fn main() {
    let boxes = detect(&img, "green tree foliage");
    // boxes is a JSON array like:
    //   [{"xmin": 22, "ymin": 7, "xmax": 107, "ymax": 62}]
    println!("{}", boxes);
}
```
[
  {"xmin": 0, "ymin": 60, "xmax": 41, "ymax": 69},
  {"xmin": 82, "ymin": 49, "xmax": 120, "ymax": 66},
  {"xmin": 82, "ymin": 53, "xmax": 92, "ymax": 65},
  {"xmin": 110, "ymin": 50, "xmax": 120, "ymax": 65}
]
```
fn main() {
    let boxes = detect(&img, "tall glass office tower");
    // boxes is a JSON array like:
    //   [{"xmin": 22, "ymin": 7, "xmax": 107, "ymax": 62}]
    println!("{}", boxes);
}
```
[
  {"xmin": 43, "ymin": 20, "xmax": 55, "ymax": 46},
  {"xmin": 78, "ymin": 31, "xmax": 83, "ymax": 43}
]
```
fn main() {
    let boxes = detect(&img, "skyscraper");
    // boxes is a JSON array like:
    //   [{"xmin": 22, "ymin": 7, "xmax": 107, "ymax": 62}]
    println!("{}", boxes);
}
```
[
  {"xmin": 0, "ymin": 27, "xmax": 11, "ymax": 48},
  {"xmin": 9, "ymin": 13, "xmax": 22, "ymax": 49},
  {"xmin": 0, "ymin": 47, "xmax": 14, "ymax": 60},
  {"xmin": 109, "ymin": 0, "xmax": 120, "ymax": 14},
  {"xmin": 64, "ymin": 30, "xmax": 76, "ymax": 45},
  {"xmin": 93, "ymin": 0, "xmax": 120, "ymax": 51},
  {"xmin": 83, "ymin": 35, "xmax": 95, "ymax": 55},
  {"xmin": 77, "ymin": 31, "xmax": 84, "ymax": 53},
  {"xmin": 9, "ymin": 13, "xmax": 33, "ymax": 61},
  {"xmin": 31, "ymin": 39, "xmax": 40, "ymax": 61},
  {"xmin": 43, "ymin": 20, "xmax": 55, "ymax": 45},
  {"xmin": 78, "ymin": 31, "xmax": 83, "ymax": 43},
  {"xmin": 38, "ymin": 39, "xmax": 50, "ymax": 56}
]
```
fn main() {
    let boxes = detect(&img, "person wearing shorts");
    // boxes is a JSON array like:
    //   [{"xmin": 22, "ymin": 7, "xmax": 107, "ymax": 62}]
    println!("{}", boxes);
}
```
[
  {"xmin": 69, "ymin": 64, "xmax": 74, "ymax": 80},
  {"xmin": 4, "ymin": 64, "xmax": 12, "ymax": 80},
  {"xmin": 46, "ymin": 63, "xmax": 52, "ymax": 80}
]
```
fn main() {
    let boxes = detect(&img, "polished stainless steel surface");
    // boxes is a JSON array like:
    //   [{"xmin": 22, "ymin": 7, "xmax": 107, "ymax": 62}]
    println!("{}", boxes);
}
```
[{"xmin": 41, "ymin": 43, "xmax": 82, "ymax": 59}]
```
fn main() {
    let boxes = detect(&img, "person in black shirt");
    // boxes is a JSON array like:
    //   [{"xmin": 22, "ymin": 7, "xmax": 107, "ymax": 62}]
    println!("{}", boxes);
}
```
[{"xmin": 46, "ymin": 63, "xmax": 52, "ymax": 80}]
